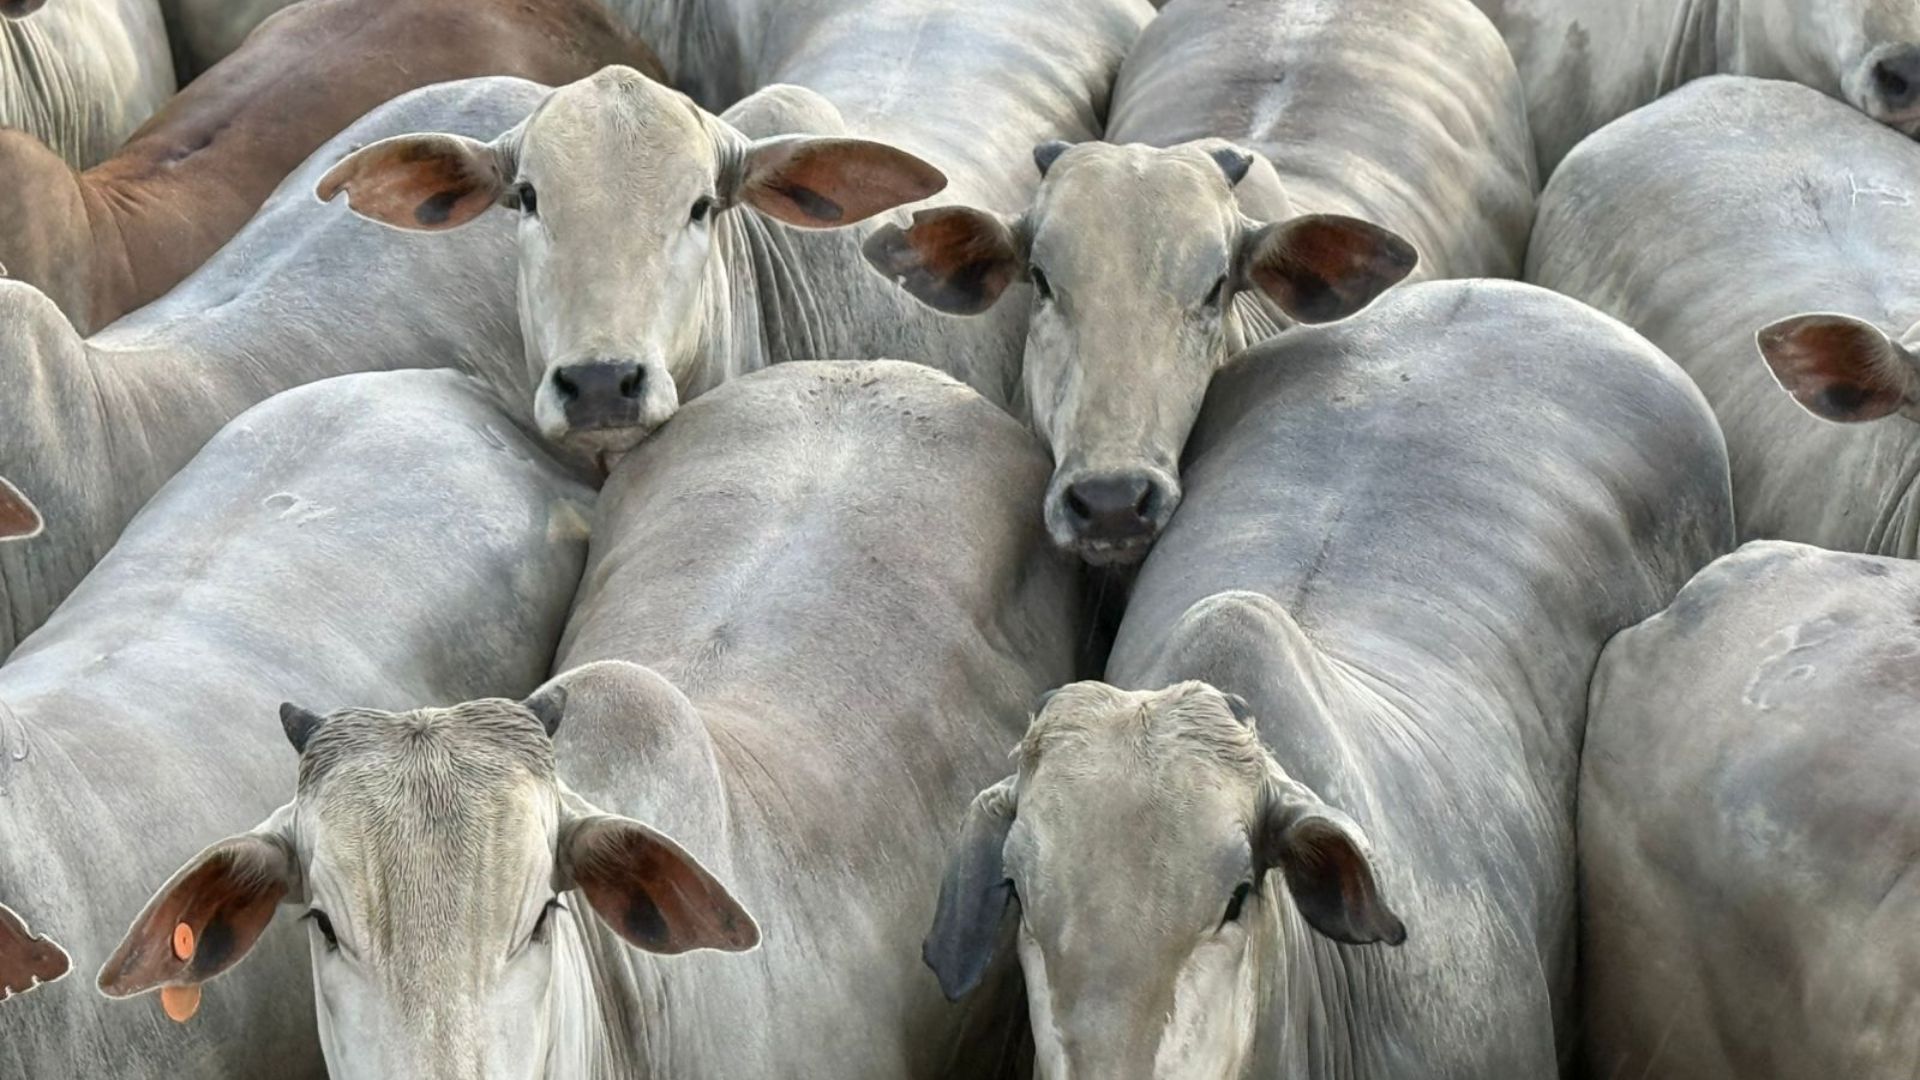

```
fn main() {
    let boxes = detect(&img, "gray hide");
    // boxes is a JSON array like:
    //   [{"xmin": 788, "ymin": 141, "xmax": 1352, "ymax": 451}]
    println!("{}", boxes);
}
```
[
  {"xmin": 1528, "ymin": 76, "xmax": 1920, "ymax": 556},
  {"xmin": 0, "ymin": 369, "xmax": 591, "ymax": 1078},
  {"xmin": 527, "ymin": 362, "xmax": 1080, "ymax": 1077},
  {"xmin": 1583, "ymin": 540, "xmax": 1920, "ymax": 1079},
  {"xmin": 1086, "ymin": 281, "xmax": 1729, "ymax": 1076},
  {"xmin": 0, "ymin": 0, "xmax": 174, "ymax": 168},
  {"xmin": 0, "ymin": 76, "xmax": 550, "ymax": 660},
  {"xmin": 1110, "ymin": 0, "xmax": 1536, "ymax": 282},
  {"xmin": 1473, "ymin": 0, "xmax": 1920, "ymax": 170}
]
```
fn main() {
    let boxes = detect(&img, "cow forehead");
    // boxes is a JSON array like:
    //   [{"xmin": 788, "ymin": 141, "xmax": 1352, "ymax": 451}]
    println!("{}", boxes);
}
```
[
  {"xmin": 524, "ymin": 69, "xmax": 713, "ymax": 184},
  {"xmin": 1032, "ymin": 149, "xmax": 1238, "ymax": 276}
]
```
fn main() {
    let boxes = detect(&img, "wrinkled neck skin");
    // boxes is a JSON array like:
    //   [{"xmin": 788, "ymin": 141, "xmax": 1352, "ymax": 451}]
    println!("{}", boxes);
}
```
[
  {"xmin": 1658, "ymin": 0, "xmax": 1730, "ymax": 94},
  {"xmin": 1862, "ymin": 436, "xmax": 1920, "ymax": 559},
  {"xmin": 0, "ymin": 1, "xmax": 173, "ymax": 168}
]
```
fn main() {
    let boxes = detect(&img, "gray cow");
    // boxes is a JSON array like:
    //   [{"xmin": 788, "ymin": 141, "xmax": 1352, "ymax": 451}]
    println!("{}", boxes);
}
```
[
  {"xmin": 0, "ymin": 369, "xmax": 591, "ymax": 1078},
  {"xmin": 0, "ymin": 76, "xmax": 553, "ymax": 660},
  {"xmin": 865, "ymin": 0, "xmax": 1533, "ymax": 561},
  {"xmin": 1529, "ymin": 76, "xmax": 1920, "ymax": 557},
  {"xmin": 1473, "ymin": 0, "xmax": 1920, "ymax": 170},
  {"xmin": 927, "ymin": 281, "xmax": 1734, "ymax": 1078},
  {"xmin": 104, "ymin": 361, "xmax": 1084, "ymax": 1078},
  {"xmin": 1, "ymin": 0, "xmax": 173, "ymax": 168},
  {"xmin": 318, "ymin": 0, "xmax": 1152, "ymax": 458},
  {"xmin": 1583, "ymin": 540, "xmax": 1920, "ymax": 1078}
]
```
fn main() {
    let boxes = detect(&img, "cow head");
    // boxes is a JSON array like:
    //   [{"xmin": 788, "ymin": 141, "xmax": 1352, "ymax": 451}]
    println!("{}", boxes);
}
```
[
  {"xmin": 864, "ymin": 141, "xmax": 1413, "ymax": 565},
  {"xmin": 1757, "ymin": 312, "xmax": 1920, "ymax": 424},
  {"xmin": 1739, "ymin": 0, "xmax": 1920, "ymax": 135},
  {"xmin": 318, "ymin": 66, "xmax": 944, "ymax": 458},
  {"xmin": 926, "ymin": 681, "xmax": 1405, "ymax": 1079},
  {"xmin": 99, "ymin": 666, "xmax": 757, "ymax": 1079}
]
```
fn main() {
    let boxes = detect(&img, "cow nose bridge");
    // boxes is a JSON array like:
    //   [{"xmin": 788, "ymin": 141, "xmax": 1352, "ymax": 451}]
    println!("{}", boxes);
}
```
[
  {"xmin": 551, "ymin": 360, "xmax": 647, "ymax": 431},
  {"xmin": 1870, "ymin": 44, "xmax": 1920, "ymax": 111},
  {"xmin": 1062, "ymin": 473, "xmax": 1163, "ymax": 540}
]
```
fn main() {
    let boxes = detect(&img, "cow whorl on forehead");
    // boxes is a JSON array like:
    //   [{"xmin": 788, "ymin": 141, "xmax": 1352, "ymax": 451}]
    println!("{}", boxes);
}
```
[
  {"xmin": 1020, "ymin": 681, "xmax": 1267, "ymax": 778},
  {"xmin": 296, "ymin": 701, "xmax": 556, "ymax": 794}
]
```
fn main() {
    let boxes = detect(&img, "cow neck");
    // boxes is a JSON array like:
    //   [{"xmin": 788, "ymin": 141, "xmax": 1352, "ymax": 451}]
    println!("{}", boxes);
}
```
[
  {"xmin": 1868, "ymin": 443, "xmax": 1920, "ymax": 559},
  {"xmin": 544, "ymin": 903, "xmax": 649, "ymax": 1080},
  {"xmin": 709, "ymin": 204, "xmax": 866, "ymax": 385},
  {"xmin": 1658, "ymin": 0, "xmax": 1727, "ymax": 96},
  {"xmin": 1253, "ymin": 911, "xmax": 1406, "ymax": 1080}
]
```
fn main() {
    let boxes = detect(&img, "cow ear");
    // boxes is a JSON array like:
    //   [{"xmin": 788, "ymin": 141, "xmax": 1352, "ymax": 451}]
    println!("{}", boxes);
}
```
[
  {"xmin": 1237, "ymin": 214, "xmax": 1417, "ymax": 324},
  {"xmin": 924, "ymin": 776, "xmax": 1018, "ymax": 1001},
  {"xmin": 317, "ymin": 132, "xmax": 510, "ymax": 232},
  {"xmin": 0, "ymin": 902, "xmax": 71, "ymax": 1003},
  {"xmin": 1757, "ymin": 313, "xmax": 1920, "ymax": 424},
  {"xmin": 558, "ymin": 815, "xmax": 759, "ymax": 955},
  {"xmin": 735, "ymin": 135, "xmax": 947, "ymax": 228},
  {"xmin": 0, "ymin": 477, "xmax": 41, "ymax": 541},
  {"xmin": 0, "ymin": 0, "xmax": 48, "ymax": 19},
  {"xmin": 522, "ymin": 682, "xmax": 568, "ymax": 737},
  {"xmin": 863, "ymin": 205, "xmax": 1025, "ymax": 316},
  {"xmin": 98, "ymin": 807, "xmax": 300, "ymax": 1001},
  {"xmin": 1256, "ymin": 773, "xmax": 1405, "ymax": 947}
]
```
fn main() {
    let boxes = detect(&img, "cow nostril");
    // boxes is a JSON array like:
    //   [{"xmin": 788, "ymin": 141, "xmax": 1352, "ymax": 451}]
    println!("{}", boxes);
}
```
[
  {"xmin": 1877, "ymin": 60, "xmax": 1912, "ymax": 102},
  {"xmin": 618, "ymin": 367, "xmax": 642, "ymax": 399},
  {"xmin": 1065, "ymin": 485, "xmax": 1095, "ymax": 525},
  {"xmin": 552, "ymin": 368, "xmax": 579, "ymax": 401}
]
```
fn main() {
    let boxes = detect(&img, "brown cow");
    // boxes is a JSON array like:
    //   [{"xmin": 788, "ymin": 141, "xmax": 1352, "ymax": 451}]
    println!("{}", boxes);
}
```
[{"xmin": 0, "ymin": 0, "xmax": 661, "ymax": 333}]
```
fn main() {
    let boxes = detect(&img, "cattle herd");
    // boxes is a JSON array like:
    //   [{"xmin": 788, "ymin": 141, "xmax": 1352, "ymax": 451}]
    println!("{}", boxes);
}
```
[{"xmin": 0, "ymin": 0, "xmax": 1914, "ymax": 1077}]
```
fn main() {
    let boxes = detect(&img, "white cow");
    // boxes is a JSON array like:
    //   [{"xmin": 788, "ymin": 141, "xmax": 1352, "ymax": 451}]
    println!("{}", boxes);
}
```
[
  {"xmin": 1583, "ymin": 541, "xmax": 1920, "ymax": 1078},
  {"xmin": 2, "ymin": 369, "xmax": 592, "ymax": 1079},
  {"xmin": 1, "ymin": 0, "xmax": 174, "ymax": 168},
  {"xmin": 1528, "ymin": 76, "xmax": 1920, "ymax": 557}
]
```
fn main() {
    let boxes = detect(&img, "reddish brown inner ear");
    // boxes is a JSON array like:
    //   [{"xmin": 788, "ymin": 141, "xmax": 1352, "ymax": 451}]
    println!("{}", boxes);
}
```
[
  {"xmin": 98, "ymin": 845, "xmax": 288, "ymax": 997},
  {"xmin": 316, "ymin": 136, "xmax": 500, "ymax": 232},
  {"xmin": 743, "ymin": 138, "xmax": 947, "ymax": 228},
  {"xmin": 0, "ymin": 478, "xmax": 41, "ymax": 541},
  {"xmin": 864, "ymin": 207, "xmax": 1020, "ymax": 316},
  {"xmin": 1758, "ymin": 316, "xmax": 1909, "ymax": 423},
  {"xmin": 570, "ymin": 819, "xmax": 760, "ymax": 956},
  {"xmin": 1249, "ymin": 215, "xmax": 1416, "ymax": 325},
  {"xmin": 0, "ymin": 903, "xmax": 70, "ymax": 1002}
]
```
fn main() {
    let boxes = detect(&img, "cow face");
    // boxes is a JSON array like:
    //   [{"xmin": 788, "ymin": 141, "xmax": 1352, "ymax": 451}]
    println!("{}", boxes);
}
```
[
  {"xmin": 925, "ymin": 681, "xmax": 1405, "ymax": 1080},
  {"xmin": 99, "ymin": 686, "xmax": 757, "ymax": 1080},
  {"xmin": 864, "ymin": 142, "xmax": 1413, "ymax": 565},
  {"xmin": 1742, "ymin": 0, "xmax": 1920, "ymax": 134},
  {"xmin": 318, "ymin": 66, "xmax": 944, "ymax": 458}
]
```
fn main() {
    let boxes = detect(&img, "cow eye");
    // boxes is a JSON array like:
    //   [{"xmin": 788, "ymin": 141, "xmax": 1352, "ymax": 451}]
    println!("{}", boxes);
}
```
[
  {"xmin": 1030, "ymin": 265, "xmax": 1054, "ymax": 302},
  {"xmin": 512, "ymin": 181, "xmax": 538, "ymax": 216},
  {"xmin": 304, "ymin": 909, "xmax": 340, "ymax": 952},
  {"xmin": 1204, "ymin": 274, "xmax": 1228, "ymax": 308},
  {"xmin": 530, "ymin": 897, "xmax": 567, "ymax": 944},
  {"xmin": 1221, "ymin": 881, "xmax": 1253, "ymax": 926},
  {"xmin": 690, "ymin": 195, "xmax": 714, "ymax": 224}
]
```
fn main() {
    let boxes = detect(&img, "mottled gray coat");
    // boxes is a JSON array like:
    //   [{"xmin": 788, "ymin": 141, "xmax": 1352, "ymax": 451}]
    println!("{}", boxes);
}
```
[
  {"xmin": 1583, "ymin": 540, "xmax": 1920, "ymax": 1078},
  {"xmin": 0, "ymin": 77, "xmax": 550, "ymax": 659},
  {"xmin": 1472, "ymin": 0, "xmax": 1920, "ymax": 170},
  {"xmin": 0, "ymin": 370, "xmax": 591, "ymax": 1078},
  {"xmin": 1528, "ymin": 76, "xmax": 1920, "ymax": 556},
  {"xmin": 1111, "ymin": 0, "xmax": 1535, "ymax": 282},
  {"xmin": 1063, "ymin": 282, "xmax": 1729, "ymax": 1076},
  {"xmin": 0, "ymin": 0, "xmax": 173, "ymax": 168}
]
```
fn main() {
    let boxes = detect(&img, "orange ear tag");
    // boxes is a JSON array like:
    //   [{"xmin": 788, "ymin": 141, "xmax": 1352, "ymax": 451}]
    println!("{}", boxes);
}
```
[
  {"xmin": 171, "ymin": 922, "xmax": 195, "ymax": 962},
  {"xmin": 159, "ymin": 983, "xmax": 201, "ymax": 1022}
]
